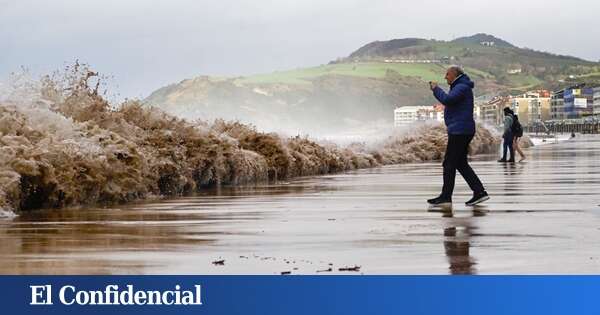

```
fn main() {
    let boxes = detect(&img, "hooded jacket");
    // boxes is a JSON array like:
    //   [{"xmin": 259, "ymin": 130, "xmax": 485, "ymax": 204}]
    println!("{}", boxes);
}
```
[{"xmin": 432, "ymin": 74, "xmax": 476, "ymax": 135}]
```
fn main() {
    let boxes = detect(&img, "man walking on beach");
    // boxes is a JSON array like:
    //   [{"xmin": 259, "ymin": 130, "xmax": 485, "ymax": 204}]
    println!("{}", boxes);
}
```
[{"xmin": 427, "ymin": 66, "xmax": 489, "ymax": 206}]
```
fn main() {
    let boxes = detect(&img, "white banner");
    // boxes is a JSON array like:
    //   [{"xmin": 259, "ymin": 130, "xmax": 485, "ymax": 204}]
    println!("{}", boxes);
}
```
[{"xmin": 574, "ymin": 98, "xmax": 587, "ymax": 108}]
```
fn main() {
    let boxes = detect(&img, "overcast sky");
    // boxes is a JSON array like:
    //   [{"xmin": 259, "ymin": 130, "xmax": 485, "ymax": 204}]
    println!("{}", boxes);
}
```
[{"xmin": 2, "ymin": 0, "xmax": 599, "ymax": 99}]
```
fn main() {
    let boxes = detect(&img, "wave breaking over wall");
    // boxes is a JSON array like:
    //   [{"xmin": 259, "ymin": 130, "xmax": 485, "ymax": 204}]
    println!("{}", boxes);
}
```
[{"xmin": 0, "ymin": 65, "xmax": 500, "ymax": 213}]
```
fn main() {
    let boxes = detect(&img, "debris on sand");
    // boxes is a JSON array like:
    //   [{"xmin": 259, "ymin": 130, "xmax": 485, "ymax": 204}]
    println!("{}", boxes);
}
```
[
  {"xmin": 260, "ymin": 256, "xmax": 276, "ymax": 261},
  {"xmin": 280, "ymin": 271, "xmax": 291, "ymax": 275},
  {"xmin": 338, "ymin": 266, "xmax": 361, "ymax": 272},
  {"xmin": 317, "ymin": 268, "xmax": 333, "ymax": 273},
  {"xmin": 212, "ymin": 259, "xmax": 225, "ymax": 266}
]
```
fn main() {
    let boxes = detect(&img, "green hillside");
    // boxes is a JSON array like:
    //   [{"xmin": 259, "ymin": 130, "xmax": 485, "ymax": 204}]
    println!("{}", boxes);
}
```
[
  {"xmin": 237, "ymin": 63, "xmax": 468, "ymax": 85},
  {"xmin": 340, "ymin": 33, "xmax": 599, "ymax": 88},
  {"xmin": 234, "ymin": 33, "xmax": 598, "ymax": 91}
]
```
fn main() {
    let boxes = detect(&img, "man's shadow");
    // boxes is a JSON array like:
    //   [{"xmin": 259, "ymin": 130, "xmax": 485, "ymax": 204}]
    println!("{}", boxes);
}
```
[{"xmin": 430, "ymin": 206, "xmax": 486, "ymax": 274}]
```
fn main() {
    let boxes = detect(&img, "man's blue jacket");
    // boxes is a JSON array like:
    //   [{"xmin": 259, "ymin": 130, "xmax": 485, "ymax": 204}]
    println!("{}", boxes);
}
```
[{"xmin": 432, "ymin": 74, "xmax": 476, "ymax": 135}]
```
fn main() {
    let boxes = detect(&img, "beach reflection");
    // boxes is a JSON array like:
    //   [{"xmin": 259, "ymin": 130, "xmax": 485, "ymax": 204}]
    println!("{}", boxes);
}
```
[{"xmin": 442, "ymin": 209, "xmax": 486, "ymax": 275}]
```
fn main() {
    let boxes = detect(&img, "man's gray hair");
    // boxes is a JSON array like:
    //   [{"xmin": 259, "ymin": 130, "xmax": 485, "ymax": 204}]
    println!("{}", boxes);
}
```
[{"xmin": 447, "ymin": 65, "xmax": 464, "ymax": 76}]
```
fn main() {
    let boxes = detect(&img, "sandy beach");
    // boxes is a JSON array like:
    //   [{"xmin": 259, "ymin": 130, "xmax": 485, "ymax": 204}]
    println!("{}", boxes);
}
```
[{"xmin": 1, "ymin": 135, "xmax": 599, "ymax": 275}]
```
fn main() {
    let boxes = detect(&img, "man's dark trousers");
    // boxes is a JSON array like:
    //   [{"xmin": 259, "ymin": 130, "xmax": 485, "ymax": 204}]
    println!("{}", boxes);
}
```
[
  {"xmin": 441, "ymin": 134, "xmax": 485, "ymax": 198},
  {"xmin": 501, "ymin": 132, "xmax": 514, "ymax": 161}
]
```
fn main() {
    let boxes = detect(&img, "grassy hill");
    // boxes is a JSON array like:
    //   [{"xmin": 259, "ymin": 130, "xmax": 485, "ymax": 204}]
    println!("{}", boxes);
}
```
[
  {"xmin": 236, "ymin": 62, "xmax": 495, "ymax": 85},
  {"xmin": 335, "ymin": 33, "xmax": 598, "ymax": 89},
  {"xmin": 238, "ymin": 63, "xmax": 450, "ymax": 85},
  {"xmin": 145, "ymin": 33, "xmax": 600, "ymax": 133}
]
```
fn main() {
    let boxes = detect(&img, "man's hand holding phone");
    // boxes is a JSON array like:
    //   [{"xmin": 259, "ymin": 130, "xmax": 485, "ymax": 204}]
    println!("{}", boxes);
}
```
[{"xmin": 429, "ymin": 81, "xmax": 438, "ymax": 90}]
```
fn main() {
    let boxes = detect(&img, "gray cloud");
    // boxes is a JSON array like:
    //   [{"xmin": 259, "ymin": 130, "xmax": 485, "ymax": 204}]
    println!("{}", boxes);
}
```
[{"xmin": 2, "ymin": 0, "xmax": 599, "ymax": 98}]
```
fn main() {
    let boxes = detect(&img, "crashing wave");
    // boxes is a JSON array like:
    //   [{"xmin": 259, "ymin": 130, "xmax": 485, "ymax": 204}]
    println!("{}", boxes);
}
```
[{"xmin": 0, "ymin": 64, "xmax": 500, "ymax": 213}]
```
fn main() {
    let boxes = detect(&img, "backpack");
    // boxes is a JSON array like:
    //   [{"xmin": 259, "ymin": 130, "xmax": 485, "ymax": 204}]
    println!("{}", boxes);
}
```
[{"xmin": 511, "ymin": 114, "xmax": 523, "ymax": 137}]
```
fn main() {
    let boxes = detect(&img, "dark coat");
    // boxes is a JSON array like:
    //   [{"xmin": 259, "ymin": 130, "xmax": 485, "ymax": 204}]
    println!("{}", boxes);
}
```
[{"xmin": 432, "ymin": 74, "xmax": 476, "ymax": 135}]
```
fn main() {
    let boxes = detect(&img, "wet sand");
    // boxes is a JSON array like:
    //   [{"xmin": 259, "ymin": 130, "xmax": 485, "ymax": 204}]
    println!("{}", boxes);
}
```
[{"xmin": 2, "ymin": 136, "xmax": 600, "ymax": 274}]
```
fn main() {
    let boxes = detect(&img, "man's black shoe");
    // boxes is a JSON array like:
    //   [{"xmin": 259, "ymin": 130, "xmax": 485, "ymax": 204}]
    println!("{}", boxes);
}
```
[
  {"xmin": 507, "ymin": 159, "xmax": 515, "ymax": 163},
  {"xmin": 466, "ymin": 191, "xmax": 490, "ymax": 206},
  {"xmin": 497, "ymin": 159, "xmax": 507, "ymax": 162},
  {"xmin": 427, "ymin": 196, "xmax": 452, "ymax": 205}
]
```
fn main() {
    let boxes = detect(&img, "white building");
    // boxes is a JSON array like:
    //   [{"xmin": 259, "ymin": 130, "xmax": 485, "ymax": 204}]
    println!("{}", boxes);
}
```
[
  {"xmin": 394, "ymin": 106, "xmax": 427, "ymax": 126},
  {"xmin": 594, "ymin": 87, "xmax": 600, "ymax": 118},
  {"xmin": 394, "ymin": 106, "xmax": 443, "ymax": 126},
  {"xmin": 473, "ymin": 104, "xmax": 481, "ymax": 120}
]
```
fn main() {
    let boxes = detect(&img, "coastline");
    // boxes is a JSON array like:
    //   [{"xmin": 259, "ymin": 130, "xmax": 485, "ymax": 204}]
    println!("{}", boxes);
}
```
[{"xmin": 0, "ymin": 68, "xmax": 500, "ymax": 214}]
